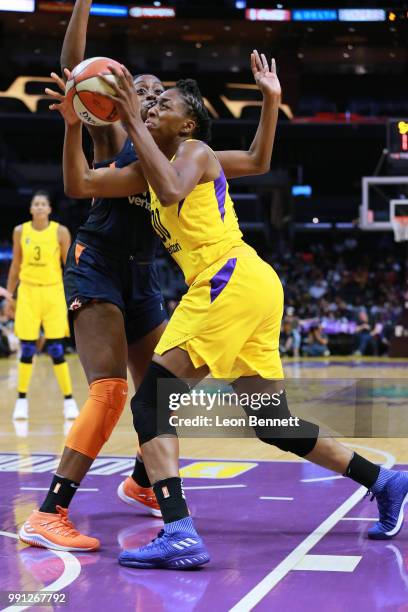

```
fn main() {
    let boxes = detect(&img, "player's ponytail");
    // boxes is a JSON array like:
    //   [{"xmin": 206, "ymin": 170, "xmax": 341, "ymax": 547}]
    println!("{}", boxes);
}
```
[{"xmin": 176, "ymin": 78, "xmax": 212, "ymax": 143}]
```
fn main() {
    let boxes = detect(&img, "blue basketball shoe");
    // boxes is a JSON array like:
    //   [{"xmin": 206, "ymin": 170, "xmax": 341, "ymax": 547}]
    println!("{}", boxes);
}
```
[
  {"xmin": 119, "ymin": 518, "xmax": 210, "ymax": 570},
  {"xmin": 368, "ymin": 471, "xmax": 408, "ymax": 540}
]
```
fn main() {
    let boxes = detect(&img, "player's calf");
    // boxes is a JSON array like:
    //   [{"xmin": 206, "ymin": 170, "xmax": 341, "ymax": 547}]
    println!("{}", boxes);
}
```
[
  {"xmin": 124, "ymin": 366, "xmax": 210, "ymax": 569},
  {"xmin": 13, "ymin": 340, "xmax": 37, "ymax": 419},
  {"xmin": 46, "ymin": 339, "xmax": 79, "ymax": 419}
]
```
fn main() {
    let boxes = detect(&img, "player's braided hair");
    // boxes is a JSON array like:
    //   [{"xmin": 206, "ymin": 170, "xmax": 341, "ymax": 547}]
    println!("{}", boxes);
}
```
[{"xmin": 176, "ymin": 79, "xmax": 212, "ymax": 142}]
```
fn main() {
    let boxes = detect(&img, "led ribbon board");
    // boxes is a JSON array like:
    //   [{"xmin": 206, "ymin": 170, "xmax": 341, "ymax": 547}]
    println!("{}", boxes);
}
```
[
  {"xmin": 90, "ymin": 4, "xmax": 128, "ymax": 17},
  {"xmin": 0, "ymin": 0, "xmax": 34, "ymax": 12},
  {"xmin": 339, "ymin": 9, "xmax": 386, "ymax": 22},
  {"xmin": 292, "ymin": 9, "xmax": 337, "ymax": 21},
  {"xmin": 245, "ymin": 8, "xmax": 291, "ymax": 21},
  {"xmin": 129, "ymin": 6, "xmax": 176, "ymax": 18}
]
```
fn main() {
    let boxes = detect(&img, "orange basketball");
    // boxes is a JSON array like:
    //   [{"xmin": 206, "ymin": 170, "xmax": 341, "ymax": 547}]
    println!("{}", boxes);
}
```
[{"xmin": 66, "ymin": 57, "xmax": 124, "ymax": 126}]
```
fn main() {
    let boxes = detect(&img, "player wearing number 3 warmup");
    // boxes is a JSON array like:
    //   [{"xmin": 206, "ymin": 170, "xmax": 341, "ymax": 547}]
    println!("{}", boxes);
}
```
[{"xmin": 5, "ymin": 191, "xmax": 79, "ymax": 421}]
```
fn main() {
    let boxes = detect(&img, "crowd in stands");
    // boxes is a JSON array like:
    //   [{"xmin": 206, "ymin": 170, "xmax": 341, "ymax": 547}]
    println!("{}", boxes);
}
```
[
  {"xmin": 0, "ymin": 235, "xmax": 405, "ymax": 359},
  {"xmin": 271, "ymin": 237, "xmax": 404, "ymax": 357}
]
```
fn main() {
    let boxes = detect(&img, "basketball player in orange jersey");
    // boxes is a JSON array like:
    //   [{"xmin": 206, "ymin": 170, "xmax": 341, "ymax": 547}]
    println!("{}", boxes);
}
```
[
  {"xmin": 5, "ymin": 191, "xmax": 79, "ymax": 421},
  {"xmin": 18, "ymin": 47, "xmax": 284, "ymax": 551},
  {"xmin": 32, "ymin": 59, "xmax": 408, "ymax": 565}
]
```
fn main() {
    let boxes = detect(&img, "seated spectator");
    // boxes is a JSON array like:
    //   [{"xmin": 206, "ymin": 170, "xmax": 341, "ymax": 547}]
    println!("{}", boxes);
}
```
[
  {"xmin": 309, "ymin": 278, "xmax": 328, "ymax": 300},
  {"xmin": 280, "ymin": 318, "xmax": 301, "ymax": 358},
  {"xmin": 0, "ymin": 292, "xmax": 13, "ymax": 357},
  {"xmin": 353, "ymin": 310, "xmax": 378, "ymax": 356},
  {"xmin": 302, "ymin": 324, "xmax": 330, "ymax": 357}
]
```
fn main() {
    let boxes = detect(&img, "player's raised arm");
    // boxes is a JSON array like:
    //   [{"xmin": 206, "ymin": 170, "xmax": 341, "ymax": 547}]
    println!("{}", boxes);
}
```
[
  {"xmin": 215, "ymin": 51, "xmax": 281, "ymax": 179},
  {"xmin": 60, "ymin": 0, "xmax": 127, "ymax": 161},
  {"xmin": 60, "ymin": 0, "xmax": 91, "ymax": 74}
]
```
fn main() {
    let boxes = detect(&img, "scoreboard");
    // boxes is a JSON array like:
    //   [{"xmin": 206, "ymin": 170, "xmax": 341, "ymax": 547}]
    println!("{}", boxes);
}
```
[{"xmin": 387, "ymin": 119, "xmax": 408, "ymax": 164}]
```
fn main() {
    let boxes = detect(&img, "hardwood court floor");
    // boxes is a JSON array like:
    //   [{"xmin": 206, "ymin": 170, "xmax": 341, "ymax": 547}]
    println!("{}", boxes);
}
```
[{"xmin": 1, "ymin": 354, "xmax": 407, "ymax": 464}]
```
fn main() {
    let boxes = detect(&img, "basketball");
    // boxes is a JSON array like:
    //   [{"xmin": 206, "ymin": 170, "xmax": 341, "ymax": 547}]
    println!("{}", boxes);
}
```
[{"xmin": 66, "ymin": 57, "xmax": 123, "ymax": 126}]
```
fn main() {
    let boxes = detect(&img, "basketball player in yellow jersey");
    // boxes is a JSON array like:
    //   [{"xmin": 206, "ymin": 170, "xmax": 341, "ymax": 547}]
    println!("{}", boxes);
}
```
[
  {"xmin": 5, "ymin": 191, "xmax": 79, "ymax": 421},
  {"xmin": 50, "ymin": 53, "xmax": 408, "ymax": 564}
]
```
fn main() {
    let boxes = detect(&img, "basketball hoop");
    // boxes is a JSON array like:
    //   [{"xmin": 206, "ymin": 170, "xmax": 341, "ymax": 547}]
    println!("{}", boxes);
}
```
[{"xmin": 392, "ymin": 216, "xmax": 408, "ymax": 242}]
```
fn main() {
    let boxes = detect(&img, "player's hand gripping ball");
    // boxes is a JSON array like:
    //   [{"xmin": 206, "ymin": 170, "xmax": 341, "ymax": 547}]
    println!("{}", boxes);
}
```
[{"xmin": 65, "ymin": 57, "xmax": 125, "ymax": 126}]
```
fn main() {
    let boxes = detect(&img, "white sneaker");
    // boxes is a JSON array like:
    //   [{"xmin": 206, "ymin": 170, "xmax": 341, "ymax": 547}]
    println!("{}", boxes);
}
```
[
  {"xmin": 13, "ymin": 420, "xmax": 29, "ymax": 438},
  {"xmin": 13, "ymin": 398, "xmax": 28, "ymax": 420},
  {"xmin": 63, "ymin": 398, "xmax": 79, "ymax": 420}
]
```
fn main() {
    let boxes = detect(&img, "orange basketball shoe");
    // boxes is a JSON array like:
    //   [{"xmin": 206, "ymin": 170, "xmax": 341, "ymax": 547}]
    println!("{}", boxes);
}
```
[
  {"xmin": 117, "ymin": 477, "xmax": 162, "ymax": 518},
  {"xmin": 19, "ymin": 506, "xmax": 100, "ymax": 552}
]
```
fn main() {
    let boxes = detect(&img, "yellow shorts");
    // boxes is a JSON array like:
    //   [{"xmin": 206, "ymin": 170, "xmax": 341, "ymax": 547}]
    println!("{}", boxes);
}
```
[
  {"xmin": 155, "ymin": 246, "xmax": 284, "ymax": 379},
  {"xmin": 15, "ymin": 281, "xmax": 69, "ymax": 341}
]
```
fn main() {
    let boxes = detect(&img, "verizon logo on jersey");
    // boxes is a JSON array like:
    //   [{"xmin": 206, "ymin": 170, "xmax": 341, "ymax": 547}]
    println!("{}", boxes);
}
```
[{"xmin": 128, "ymin": 193, "xmax": 150, "ymax": 210}]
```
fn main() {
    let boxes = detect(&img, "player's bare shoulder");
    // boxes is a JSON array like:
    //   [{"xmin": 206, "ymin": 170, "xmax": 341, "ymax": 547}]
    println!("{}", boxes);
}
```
[
  {"xmin": 176, "ymin": 139, "xmax": 209, "ymax": 158},
  {"xmin": 13, "ymin": 225, "xmax": 23, "ymax": 239},
  {"xmin": 176, "ymin": 140, "xmax": 216, "ymax": 180}
]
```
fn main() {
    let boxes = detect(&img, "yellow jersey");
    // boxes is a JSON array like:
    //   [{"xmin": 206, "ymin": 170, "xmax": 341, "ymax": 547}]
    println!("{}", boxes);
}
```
[
  {"xmin": 19, "ymin": 221, "xmax": 62, "ymax": 285},
  {"xmin": 149, "ymin": 154, "xmax": 244, "ymax": 285}
]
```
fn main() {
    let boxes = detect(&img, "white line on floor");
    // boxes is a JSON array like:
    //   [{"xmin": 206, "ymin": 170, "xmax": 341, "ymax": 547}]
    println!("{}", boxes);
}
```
[
  {"xmin": 229, "ymin": 443, "xmax": 395, "ymax": 612},
  {"xmin": 184, "ymin": 484, "xmax": 246, "ymax": 490},
  {"xmin": 341, "ymin": 517, "xmax": 377, "ymax": 521},
  {"xmin": 20, "ymin": 487, "xmax": 99, "ymax": 492},
  {"xmin": 301, "ymin": 475, "xmax": 343, "ymax": 483},
  {"xmin": 293, "ymin": 554, "xmax": 362, "ymax": 572},
  {"xmin": 260, "ymin": 496, "xmax": 294, "ymax": 501}
]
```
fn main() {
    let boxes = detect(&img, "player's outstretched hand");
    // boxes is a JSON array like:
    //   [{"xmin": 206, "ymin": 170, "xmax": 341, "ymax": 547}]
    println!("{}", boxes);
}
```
[
  {"xmin": 45, "ymin": 70, "xmax": 80, "ymax": 126},
  {"xmin": 251, "ymin": 50, "xmax": 281, "ymax": 100},
  {"xmin": 100, "ymin": 64, "xmax": 142, "ymax": 130}
]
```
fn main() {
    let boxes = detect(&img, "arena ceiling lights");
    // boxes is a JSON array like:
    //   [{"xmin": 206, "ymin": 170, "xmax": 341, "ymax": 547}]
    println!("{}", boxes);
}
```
[{"xmin": 0, "ymin": 0, "xmax": 34, "ymax": 12}]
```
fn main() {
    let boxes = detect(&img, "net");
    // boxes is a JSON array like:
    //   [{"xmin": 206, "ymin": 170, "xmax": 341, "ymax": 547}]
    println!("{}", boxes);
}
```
[{"xmin": 392, "ymin": 215, "xmax": 408, "ymax": 242}]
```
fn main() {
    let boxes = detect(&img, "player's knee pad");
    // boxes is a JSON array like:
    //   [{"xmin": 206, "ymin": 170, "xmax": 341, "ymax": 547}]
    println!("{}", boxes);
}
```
[
  {"xmin": 20, "ymin": 341, "xmax": 36, "ymax": 364},
  {"xmin": 66, "ymin": 377, "xmax": 128, "ymax": 459},
  {"xmin": 46, "ymin": 339, "xmax": 65, "ymax": 364},
  {"xmin": 259, "ymin": 418, "xmax": 319, "ymax": 457},
  {"xmin": 131, "ymin": 362, "xmax": 189, "ymax": 445},
  {"xmin": 246, "ymin": 390, "xmax": 319, "ymax": 457}
]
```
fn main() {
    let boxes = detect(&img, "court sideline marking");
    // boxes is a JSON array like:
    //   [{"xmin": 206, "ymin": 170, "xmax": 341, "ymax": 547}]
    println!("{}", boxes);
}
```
[
  {"xmin": 0, "ymin": 531, "xmax": 81, "ymax": 612},
  {"xmin": 229, "ymin": 444, "xmax": 395, "ymax": 611}
]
